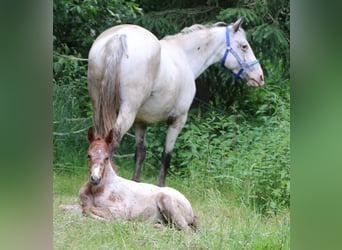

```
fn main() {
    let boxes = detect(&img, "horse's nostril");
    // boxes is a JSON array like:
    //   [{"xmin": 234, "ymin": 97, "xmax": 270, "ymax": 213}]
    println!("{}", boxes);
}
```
[
  {"xmin": 90, "ymin": 176, "xmax": 100, "ymax": 184},
  {"xmin": 260, "ymin": 75, "xmax": 264, "ymax": 81},
  {"xmin": 90, "ymin": 176, "xmax": 95, "ymax": 183}
]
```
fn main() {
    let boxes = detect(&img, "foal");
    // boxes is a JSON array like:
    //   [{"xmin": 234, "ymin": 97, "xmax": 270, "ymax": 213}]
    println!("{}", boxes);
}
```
[{"xmin": 76, "ymin": 127, "xmax": 199, "ymax": 230}]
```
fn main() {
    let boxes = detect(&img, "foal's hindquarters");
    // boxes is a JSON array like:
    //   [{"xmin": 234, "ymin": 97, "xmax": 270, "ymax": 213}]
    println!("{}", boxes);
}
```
[
  {"xmin": 154, "ymin": 186, "xmax": 199, "ymax": 230},
  {"xmin": 78, "ymin": 176, "xmax": 199, "ymax": 231}
]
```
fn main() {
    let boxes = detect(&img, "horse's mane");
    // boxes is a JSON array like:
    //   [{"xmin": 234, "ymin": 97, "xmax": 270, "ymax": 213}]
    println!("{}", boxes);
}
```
[{"xmin": 162, "ymin": 22, "xmax": 228, "ymax": 40}]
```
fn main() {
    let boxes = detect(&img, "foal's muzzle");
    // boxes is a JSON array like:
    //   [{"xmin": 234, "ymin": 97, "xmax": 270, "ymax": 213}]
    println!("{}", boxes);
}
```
[{"xmin": 90, "ymin": 176, "xmax": 102, "ymax": 185}]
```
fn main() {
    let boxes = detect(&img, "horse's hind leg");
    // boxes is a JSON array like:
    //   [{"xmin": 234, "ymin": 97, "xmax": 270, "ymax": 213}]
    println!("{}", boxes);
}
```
[
  {"xmin": 111, "ymin": 103, "xmax": 139, "ymax": 154},
  {"xmin": 133, "ymin": 123, "xmax": 147, "ymax": 182},
  {"xmin": 156, "ymin": 192, "xmax": 189, "ymax": 230},
  {"xmin": 158, "ymin": 114, "xmax": 188, "ymax": 187}
]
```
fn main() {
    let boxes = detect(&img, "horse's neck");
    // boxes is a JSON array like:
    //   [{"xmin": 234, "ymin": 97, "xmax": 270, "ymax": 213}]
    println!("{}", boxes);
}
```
[
  {"xmin": 167, "ymin": 28, "xmax": 225, "ymax": 78},
  {"xmin": 103, "ymin": 161, "xmax": 118, "ymax": 184}
]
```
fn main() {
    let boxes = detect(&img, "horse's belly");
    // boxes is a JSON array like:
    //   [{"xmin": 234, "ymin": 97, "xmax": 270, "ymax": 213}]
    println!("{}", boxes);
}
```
[
  {"xmin": 135, "ymin": 96, "xmax": 175, "ymax": 124},
  {"xmin": 135, "ymin": 108, "xmax": 169, "ymax": 124}
]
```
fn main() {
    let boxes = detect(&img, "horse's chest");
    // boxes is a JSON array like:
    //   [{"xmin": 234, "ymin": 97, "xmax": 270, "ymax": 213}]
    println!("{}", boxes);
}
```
[{"xmin": 93, "ymin": 189, "xmax": 124, "ymax": 207}]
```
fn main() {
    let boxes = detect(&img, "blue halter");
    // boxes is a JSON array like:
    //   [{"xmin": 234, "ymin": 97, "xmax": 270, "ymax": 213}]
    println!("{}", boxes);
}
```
[{"xmin": 221, "ymin": 26, "xmax": 259, "ymax": 80}]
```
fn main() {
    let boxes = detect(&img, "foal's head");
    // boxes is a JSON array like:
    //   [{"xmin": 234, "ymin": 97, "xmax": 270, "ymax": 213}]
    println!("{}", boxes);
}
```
[{"xmin": 87, "ymin": 127, "xmax": 114, "ymax": 185}]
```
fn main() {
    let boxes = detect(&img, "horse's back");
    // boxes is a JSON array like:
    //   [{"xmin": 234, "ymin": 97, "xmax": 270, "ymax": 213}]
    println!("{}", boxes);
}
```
[{"xmin": 89, "ymin": 24, "xmax": 161, "ymax": 72}]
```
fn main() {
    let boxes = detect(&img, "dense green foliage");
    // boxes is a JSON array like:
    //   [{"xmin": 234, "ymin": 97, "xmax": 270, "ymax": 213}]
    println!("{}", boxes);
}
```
[
  {"xmin": 53, "ymin": 0, "xmax": 142, "ymax": 56},
  {"xmin": 53, "ymin": 0, "xmax": 290, "ymax": 215}
]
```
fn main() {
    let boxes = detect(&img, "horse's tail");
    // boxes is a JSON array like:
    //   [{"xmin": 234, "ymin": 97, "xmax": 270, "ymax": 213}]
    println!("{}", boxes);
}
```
[{"xmin": 92, "ymin": 34, "xmax": 127, "ymax": 138}]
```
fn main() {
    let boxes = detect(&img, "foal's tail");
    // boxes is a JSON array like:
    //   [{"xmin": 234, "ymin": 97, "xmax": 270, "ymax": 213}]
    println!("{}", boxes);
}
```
[
  {"xmin": 190, "ymin": 215, "xmax": 200, "ymax": 231},
  {"xmin": 91, "ymin": 34, "xmax": 127, "ymax": 138}
]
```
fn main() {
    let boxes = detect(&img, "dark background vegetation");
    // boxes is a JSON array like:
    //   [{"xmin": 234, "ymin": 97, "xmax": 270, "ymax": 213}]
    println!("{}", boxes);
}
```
[{"xmin": 53, "ymin": 0, "xmax": 290, "ymax": 215}]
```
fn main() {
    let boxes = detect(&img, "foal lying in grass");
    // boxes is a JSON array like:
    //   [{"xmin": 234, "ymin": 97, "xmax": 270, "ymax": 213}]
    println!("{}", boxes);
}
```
[{"xmin": 60, "ymin": 128, "xmax": 199, "ymax": 231}]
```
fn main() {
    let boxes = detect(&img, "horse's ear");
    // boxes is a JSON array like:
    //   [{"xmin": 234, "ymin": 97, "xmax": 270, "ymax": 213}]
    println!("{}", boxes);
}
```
[
  {"xmin": 88, "ymin": 127, "xmax": 95, "ymax": 143},
  {"xmin": 232, "ymin": 16, "xmax": 245, "ymax": 32},
  {"xmin": 105, "ymin": 129, "xmax": 114, "ymax": 145}
]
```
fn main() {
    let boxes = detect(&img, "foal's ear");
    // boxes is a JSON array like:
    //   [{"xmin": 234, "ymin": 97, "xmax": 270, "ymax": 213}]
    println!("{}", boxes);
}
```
[
  {"xmin": 232, "ymin": 16, "xmax": 245, "ymax": 32},
  {"xmin": 88, "ymin": 127, "xmax": 95, "ymax": 143},
  {"xmin": 105, "ymin": 129, "xmax": 114, "ymax": 145}
]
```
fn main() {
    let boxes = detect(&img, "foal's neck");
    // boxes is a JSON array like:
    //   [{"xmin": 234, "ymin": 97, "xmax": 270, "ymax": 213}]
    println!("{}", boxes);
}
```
[{"xmin": 100, "ymin": 161, "xmax": 118, "ymax": 187}]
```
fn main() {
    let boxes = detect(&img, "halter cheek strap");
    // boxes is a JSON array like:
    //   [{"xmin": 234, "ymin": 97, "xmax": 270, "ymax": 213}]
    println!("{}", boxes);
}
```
[{"xmin": 221, "ymin": 26, "xmax": 259, "ymax": 80}]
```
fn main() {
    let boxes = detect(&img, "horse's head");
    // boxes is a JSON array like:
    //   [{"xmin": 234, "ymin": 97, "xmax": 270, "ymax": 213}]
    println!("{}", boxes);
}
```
[
  {"xmin": 221, "ymin": 17, "xmax": 264, "ymax": 87},
  {"xmin": 87, "ymin": 127, "xmax": 114, "ymax": 185}
]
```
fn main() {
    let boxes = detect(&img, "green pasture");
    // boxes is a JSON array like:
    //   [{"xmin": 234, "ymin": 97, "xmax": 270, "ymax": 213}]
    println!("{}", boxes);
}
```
[{"xmin": 54, "ymin": 167, "xmax": 289, "ymax": 250}]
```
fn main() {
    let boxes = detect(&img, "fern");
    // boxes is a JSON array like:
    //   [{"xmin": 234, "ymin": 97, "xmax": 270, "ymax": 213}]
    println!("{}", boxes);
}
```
[{"xmin": 217, "ymin": 8, "xmax": 263, "ymax": 26}]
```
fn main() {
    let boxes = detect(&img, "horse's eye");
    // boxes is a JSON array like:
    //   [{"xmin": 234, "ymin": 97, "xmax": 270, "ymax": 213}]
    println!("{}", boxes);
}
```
[
  {"xmin": 87, "ymin": 155, "xmax": 91, "ymax": 159},
  {"xmin": 241, "ymin": 44, "xmax": 248, "ymax": 51},
  {"xmin": 105, "ymin": 157, "xmax": 109, "ymax": 161}
]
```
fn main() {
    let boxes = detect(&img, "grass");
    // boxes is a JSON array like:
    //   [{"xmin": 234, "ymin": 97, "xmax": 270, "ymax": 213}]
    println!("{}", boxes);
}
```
[{"xmin": 53, "ymin": 165, "xmax": 289, "ymax": 250}]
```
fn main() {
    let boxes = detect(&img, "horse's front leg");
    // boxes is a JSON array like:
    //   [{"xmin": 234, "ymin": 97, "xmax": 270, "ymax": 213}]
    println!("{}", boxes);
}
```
[
  {"xmin": 132, "ymin": 123, "xmax": 147, "ymax": 182},
  {"xmin": 79, "ymin": 182, "xmax": 94, "ymax": 207},
  {"xmin": 82, "ymin": 206, "xmax": 112, "ymax": 221},
  {"xmin": 158, "ymin": 114, "xmax": 188, "ymax": 187}
]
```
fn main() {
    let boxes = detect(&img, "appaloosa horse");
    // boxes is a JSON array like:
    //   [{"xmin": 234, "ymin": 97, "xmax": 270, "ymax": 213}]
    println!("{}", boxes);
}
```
[
  {"xmin": 61, "ymin": 128, "xmax": 199, "ymax": 230},
  {"xmin": 87, "ymin": 17, "xmax": 264, "ymax": 186}
]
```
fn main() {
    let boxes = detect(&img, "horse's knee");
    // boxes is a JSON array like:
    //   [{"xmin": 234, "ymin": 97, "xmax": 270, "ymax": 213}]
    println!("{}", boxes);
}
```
[{"xmin": 79, "ymin": 185, "xmax": 93, "ymax": 207}]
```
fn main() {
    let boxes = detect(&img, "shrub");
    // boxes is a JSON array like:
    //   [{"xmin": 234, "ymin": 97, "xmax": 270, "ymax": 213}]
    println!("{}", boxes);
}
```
[{"xmin": 53, "ymin": 52, "xmax": 92, "ymax": 173}]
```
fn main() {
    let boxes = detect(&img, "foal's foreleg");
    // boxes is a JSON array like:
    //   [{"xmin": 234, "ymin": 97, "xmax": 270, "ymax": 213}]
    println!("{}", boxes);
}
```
[
  {"xmin": 82, "ymin": 206, "xmax": 112, "ymax": 221},
  {"xmin": 133, "ymin": 123, "xmax": 147, "ymax": 182},
  {"xmin": 79, "ymin": 183, "xmax": 94, "ymax": 207},
  {"xmin": 158, "ymin": 114, "xmax": 187, "ymax": 187}
]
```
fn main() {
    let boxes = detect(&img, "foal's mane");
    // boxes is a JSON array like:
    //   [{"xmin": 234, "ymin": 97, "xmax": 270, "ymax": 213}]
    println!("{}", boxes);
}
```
[
  {"xmin": 94, "ymin": 136, "xmax": 103, "ymax": 141},
  {"xmin": 162, "ymin": 22, "xmax": 228, "ymax": 40}
]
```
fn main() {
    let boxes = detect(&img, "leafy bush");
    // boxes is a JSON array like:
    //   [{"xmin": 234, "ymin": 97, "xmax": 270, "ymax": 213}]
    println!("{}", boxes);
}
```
[
  {"xmin": 53, "ymin": 0, "xmax": 142, "ymax": 56},
  {"xmin": 53, "ymin": 53, "xmax": 92, "ymax": 173}
]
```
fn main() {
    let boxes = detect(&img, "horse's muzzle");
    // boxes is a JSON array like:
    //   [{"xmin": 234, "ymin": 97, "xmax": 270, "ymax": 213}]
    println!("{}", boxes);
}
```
[
  {"xmin": 247, "ymin": 73, "xmax": 264, "ymax": 87},
  {"xmin": 90, "ymin": 176, "xmax": 102, "ymax": 185}
]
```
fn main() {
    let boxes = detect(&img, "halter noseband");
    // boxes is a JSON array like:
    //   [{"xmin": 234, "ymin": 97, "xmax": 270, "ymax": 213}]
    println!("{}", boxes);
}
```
[{"xmin": 221, "ymin": 26, "xmax": 259, "ymax": 80}]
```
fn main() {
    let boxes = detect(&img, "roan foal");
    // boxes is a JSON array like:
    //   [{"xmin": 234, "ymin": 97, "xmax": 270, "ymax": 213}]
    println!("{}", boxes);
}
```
[{"xmin": 62, "ymin": 127, "xmax": 199, "ymax": 230}]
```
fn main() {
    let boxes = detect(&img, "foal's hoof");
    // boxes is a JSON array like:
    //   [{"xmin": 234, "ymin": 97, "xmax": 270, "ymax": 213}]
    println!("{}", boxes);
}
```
[
  {"xmin": 58, "ymin": 204, "xmax": 82, "ymax": 213},
  {"xmin": 154, "ymin": 223, "xmax": 163, "ymax": 230}
]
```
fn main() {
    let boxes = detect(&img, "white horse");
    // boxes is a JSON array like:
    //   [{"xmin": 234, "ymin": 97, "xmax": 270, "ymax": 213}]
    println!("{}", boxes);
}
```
[
  {"xmin": 60, "ymin": 128, "xmax": 199, "ymax": 230},
  {"xmin": 87, "ymin": 17, "xmax": 264, "ymax": 186}
]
